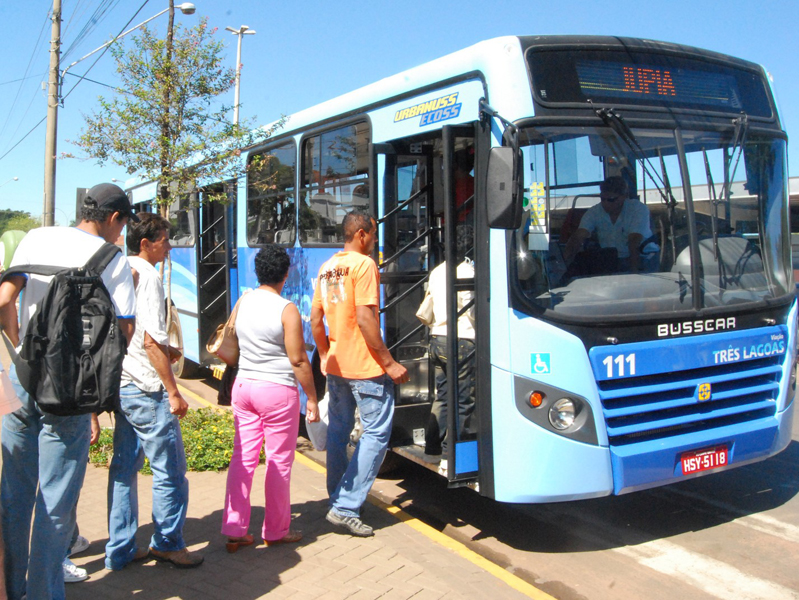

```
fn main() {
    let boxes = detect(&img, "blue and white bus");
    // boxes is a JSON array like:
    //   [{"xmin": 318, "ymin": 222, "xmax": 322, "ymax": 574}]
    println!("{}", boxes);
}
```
[{"xmin": 127, "ymin": 35, "xmax": 795, "ymax": 503}]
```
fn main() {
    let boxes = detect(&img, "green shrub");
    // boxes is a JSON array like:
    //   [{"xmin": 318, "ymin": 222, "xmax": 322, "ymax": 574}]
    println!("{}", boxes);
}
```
[
  {"xmin": 181, "ymin": 408, "xmax": 238, "ymax": 472},
  {"xmin": 89, "ymin": 427, "xmax": 115, "ymax": 468},
  {"xmin": 89, "ymin": 408, "xmax": 262, "ymax": 474}
]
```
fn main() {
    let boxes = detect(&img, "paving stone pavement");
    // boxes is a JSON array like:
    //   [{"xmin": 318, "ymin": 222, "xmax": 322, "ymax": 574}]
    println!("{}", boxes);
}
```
[{"xmin": 63, "ymin": 449, "xmax": 533, "ymax": 600}]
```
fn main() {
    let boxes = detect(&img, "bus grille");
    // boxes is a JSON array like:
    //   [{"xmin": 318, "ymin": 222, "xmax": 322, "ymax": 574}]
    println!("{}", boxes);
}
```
[{"xmin": 598, "ymin": 355, "xmax": 783, "ymax": 446}]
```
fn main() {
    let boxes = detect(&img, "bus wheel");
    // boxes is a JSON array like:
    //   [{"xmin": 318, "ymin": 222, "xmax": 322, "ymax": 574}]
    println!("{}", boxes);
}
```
[{"xmin": 168, "ymin": 305, "xmax": 196, "ymax": 379}]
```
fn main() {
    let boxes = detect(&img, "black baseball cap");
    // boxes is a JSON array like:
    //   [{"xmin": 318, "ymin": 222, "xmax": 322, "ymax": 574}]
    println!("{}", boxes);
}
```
[{"xmin": 83, "ymin": 183, "xmax": 140, "ymax": 222}]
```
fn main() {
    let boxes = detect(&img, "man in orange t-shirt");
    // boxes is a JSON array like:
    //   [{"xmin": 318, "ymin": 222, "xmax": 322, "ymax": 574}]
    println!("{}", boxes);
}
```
[{"xmin": 311, "ymin": 210, "xmax": 408, "ymax": 537}]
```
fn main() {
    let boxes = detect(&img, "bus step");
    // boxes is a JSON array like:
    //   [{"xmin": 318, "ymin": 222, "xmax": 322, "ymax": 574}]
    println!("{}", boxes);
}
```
[{"xmin": 391, "ymin": 444, "xmax": 442, "ymax": 474}]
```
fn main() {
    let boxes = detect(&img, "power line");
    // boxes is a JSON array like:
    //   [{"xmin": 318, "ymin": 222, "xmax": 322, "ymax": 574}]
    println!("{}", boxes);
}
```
[
  {"xmin": 0, "ymin": 7, "xmax": 51, "ymax": 149},
  {"xmin": 61, "ymin": 0, "xmax": 151, "ymax": 103},
  {"xmin": 63, "ymin": 70, "xmax": 124, "ymax": 92},
  {"xmin": 0, "ymin": 75, "xmax": 44, "ymax": 87},
  {"xmin": 0, "ymin": 117, "xmax": 46, "ymax": 163},
  {"xmin": 0, "ymin": 0, "xmax": 151, "ymax": 164},
  {"xmin": 62, "ymin": 0, "xmax": 127, "ymax": 63}
]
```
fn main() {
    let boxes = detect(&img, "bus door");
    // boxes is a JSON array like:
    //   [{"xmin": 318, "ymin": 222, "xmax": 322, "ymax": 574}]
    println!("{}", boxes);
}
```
[
  {"xmin": 375, "ymin": 124, "xmax": 478, "ymax": 485},
  {"xmin": 197, "ymin": 182, "xmax": 236, "ymax": 365}
]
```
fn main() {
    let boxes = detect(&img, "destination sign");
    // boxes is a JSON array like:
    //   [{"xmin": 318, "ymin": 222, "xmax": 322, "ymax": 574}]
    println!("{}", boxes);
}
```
[
  {"xmin": 526, "ymin": 48, "xmax": 773, "ymax": 118},
  {"xmin": 576, "ymin": 61, "xmax": 738, "ymax": 109}
]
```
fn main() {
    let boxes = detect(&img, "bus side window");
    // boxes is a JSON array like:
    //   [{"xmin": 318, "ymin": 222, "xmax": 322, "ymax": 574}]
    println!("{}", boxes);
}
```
[
  {"xmin": 299, "ymin": 122, "xmax": 371, "ymax": 245},
  {"xmin": 169, "ymin": 194, "xmax": 196, "ymax": 247},
  {"xmin": 247, "ymin": 142, "xmax": 297, "ymax": 246}
]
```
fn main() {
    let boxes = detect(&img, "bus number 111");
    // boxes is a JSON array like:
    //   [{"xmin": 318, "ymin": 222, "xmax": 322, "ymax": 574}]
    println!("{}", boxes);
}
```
[{"xmin": 603, "ymin": 354, "xmax": 636, "ymax": 378}]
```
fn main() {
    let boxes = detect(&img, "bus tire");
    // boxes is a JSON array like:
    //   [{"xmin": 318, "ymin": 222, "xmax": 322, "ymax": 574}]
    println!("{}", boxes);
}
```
[
  {"xmin": 0, "ymin": 230, "xmax": 27, "ymax": 271},
  {"xmin": 168, "ymin": 304, "xmax": 196, "ymax": 379}
]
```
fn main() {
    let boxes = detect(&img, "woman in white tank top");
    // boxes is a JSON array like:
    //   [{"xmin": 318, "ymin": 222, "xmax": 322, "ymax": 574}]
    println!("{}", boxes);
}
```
[{"xmin": 221, "ymin": 246, "xmax": 319, "ymax": 551}]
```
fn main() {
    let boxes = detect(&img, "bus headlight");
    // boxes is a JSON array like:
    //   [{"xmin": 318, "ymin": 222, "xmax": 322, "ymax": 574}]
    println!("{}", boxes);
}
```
[{"xmin": 549, "ymin": 398, "xmax": 576, "ymax": 430}]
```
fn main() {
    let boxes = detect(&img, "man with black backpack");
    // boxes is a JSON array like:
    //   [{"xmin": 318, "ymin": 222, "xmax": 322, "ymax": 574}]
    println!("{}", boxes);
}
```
[{"xmin": 0, "ymin": 183, "xmax": 137, "ymax": 600}]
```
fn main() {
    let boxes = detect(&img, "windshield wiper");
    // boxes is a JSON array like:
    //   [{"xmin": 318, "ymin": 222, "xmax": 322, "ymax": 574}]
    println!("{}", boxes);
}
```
[
  {"xmin": 592, "ymin": 104, "xmax": 681, "ymax": 261},
  {"xmin": 590, "ymin": 104, "xmax": 676, "ymax": 208},
  {"xmin": 720, "ymin": 114, "xmax": 749, "ymax": 207}
]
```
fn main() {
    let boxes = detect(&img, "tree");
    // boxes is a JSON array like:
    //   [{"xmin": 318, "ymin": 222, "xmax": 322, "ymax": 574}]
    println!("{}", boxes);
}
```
[
  {"xmin": 0, "ymin": 210, "xmax": 40, "ymax": 236},
  {"xmin": 70, "ymin": 4, "xmax": 282, "ymax": 212}
]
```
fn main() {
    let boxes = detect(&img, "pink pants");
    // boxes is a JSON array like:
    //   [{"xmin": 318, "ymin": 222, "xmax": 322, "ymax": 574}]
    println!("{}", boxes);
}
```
[{"xmin": 221, "ymin": 377, "xmax": 299, "ymax": 541}]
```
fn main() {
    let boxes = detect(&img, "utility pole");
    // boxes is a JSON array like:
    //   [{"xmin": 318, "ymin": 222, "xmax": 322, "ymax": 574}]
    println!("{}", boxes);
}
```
[{"xmin": 42, "ymin": 0, "xmax": 62, "ymax": 227}]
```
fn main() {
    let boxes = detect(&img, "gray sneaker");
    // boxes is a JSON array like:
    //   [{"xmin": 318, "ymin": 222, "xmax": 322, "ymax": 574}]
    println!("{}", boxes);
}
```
[
  {"xmin": 326, "ymin": 509, "xmax": 374, "ymax": 537},
  {"xmin": 69, "ymin": 534, "xmax": 90, "ymax": 557},
  {"xmin": 63, "ymin": 558, "xmax": 88, "ymax": 583}
]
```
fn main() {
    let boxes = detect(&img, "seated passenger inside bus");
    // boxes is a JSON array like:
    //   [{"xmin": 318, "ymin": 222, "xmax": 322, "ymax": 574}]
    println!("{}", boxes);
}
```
[{"xmin": 563, "ymin": 176, "xmax": 653, "ymax": 275}]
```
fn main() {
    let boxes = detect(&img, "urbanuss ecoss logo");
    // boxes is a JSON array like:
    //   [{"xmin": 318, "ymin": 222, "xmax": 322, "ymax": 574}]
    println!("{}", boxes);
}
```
[{"xmin": 394, "ymin": 93, "xmax": 461, "ymax": 127}]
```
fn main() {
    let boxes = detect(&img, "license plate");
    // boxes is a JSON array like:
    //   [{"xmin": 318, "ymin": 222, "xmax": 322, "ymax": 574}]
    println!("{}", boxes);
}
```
[{"xmin": 680, "ymin": 446, "xmax": 728, "ymax": 475}]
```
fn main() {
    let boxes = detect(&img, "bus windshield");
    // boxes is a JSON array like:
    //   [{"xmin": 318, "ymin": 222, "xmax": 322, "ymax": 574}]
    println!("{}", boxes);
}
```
[{"xmin": 511, "ymin": 125, "xmax": 792, "ymax": 319}]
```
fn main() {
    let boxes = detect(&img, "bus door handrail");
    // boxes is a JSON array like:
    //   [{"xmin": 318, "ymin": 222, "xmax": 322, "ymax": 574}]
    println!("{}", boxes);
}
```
[
  {"xmin": 201, "ymin": 213, "xmax": 225, "ymax": 237},
  {"xmin": 377, "ymin": 185, "xmax": 429, "ymax": 223},
  {"xmin": 380, "ymin": 227, "xmax": 432, "ymax": 269},
  {"xmin": 202, "ymin": 240, "xmax": 226, "ymax": 263},
  {"xmin": 202, "ymin": 289, "xmax": 226, "ymax": 314},
  {"xmin": 202, "ymin": 265, "xmax": 226, "ymax": 288},
  {"xmin": 380, "ymin": 275, "xmax": 427, "ymax": 314},
  {"xmin": 389, "ymin": 320, "xmax": 427, "ymax": 353},
  {"xmin": 456, "ymin": 193, "xmax": 474, "ymax": 219}
]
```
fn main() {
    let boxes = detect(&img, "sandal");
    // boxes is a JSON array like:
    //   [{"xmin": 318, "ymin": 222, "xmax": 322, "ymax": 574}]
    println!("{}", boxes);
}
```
[
  {"xmin": 225, "ymin": 534, "xmax": 255, "ymax": 553},
  {"xmin": 264, "ymin": 530, "xmax": 303, "ymax": 546}
]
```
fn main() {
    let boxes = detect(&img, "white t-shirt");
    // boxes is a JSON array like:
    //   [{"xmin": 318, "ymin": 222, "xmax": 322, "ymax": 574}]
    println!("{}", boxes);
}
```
[
  {"xmin": 235, "ymin": 289, "xmax": 296, "ymax": 387},
  {"xmin": 121, "ymin": 256, "xmax": 168, "ymax": 392},
  {"xmin": 428, "ymin": 259, "xmax": 475, "ymax": 340},
  {"xmin": 9, "ymin": 227, "xmax": 135, "ymax": 338},
  {"xmin": 578, "ymin": 198, "xmax": 652, "ymax": 258}
]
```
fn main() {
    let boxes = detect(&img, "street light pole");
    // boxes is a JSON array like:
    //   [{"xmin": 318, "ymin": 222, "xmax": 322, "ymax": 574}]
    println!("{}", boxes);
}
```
[
  {"xmin": 225, "ymin": 25, "xmax": 256, "ymax": 126},
  {"xmin": 42, "ymin": 2, "xmax": 197, "ymax": 227}
]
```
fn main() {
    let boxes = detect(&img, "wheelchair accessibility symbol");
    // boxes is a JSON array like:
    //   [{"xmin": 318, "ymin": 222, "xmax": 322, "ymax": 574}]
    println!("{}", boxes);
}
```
[
  {"xmin": 697, "ymin": 382, "xmax": 712, "ymax": 402},
  {"xmin": 532, "ymin": 353, "xmax": 551, "ymax": 374}
]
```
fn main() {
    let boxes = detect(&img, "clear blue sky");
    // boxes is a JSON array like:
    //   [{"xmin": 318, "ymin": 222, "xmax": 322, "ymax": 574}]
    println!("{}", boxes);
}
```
[{"xmin": 1, "ymin": 0, "xmax": 797, "ymax": 224}]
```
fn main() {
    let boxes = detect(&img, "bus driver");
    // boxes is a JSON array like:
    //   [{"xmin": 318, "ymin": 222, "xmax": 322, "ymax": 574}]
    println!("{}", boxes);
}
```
[{"xmin": 563, "ymin": 176, "xmax": 652, "ymax": 273}]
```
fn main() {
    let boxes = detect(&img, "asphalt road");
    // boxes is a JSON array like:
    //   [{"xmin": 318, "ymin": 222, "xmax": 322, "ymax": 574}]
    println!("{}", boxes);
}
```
[{"xmin": 179, "ymin": 370, "xmax": 799, "ymax": 600}]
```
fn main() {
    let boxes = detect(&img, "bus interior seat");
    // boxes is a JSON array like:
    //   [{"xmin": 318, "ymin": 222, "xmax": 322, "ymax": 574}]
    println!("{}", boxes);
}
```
[{"xmin": 559, "ymin": 207, "xmax": 587, "ymax": 244}]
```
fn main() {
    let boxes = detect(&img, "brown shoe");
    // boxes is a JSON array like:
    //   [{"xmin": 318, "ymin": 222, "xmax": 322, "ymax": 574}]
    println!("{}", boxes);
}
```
[
  {"xmin": 149, "ymin": 547, "xmax": 204, "ymax": 569},
  {"xmin": 132, "ymin": 547, "xmax": 151, "ymax": 562},
  {"xmin": 264, "ymin": 530, "xmax": 302, "ymax": 546},
  {"xmin": 225, "ymin": 534, "xmax": 255, "ymax": 554}
]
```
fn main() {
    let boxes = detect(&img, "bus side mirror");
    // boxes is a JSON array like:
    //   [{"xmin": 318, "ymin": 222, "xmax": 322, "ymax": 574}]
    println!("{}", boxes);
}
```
[{"xmin": 486, "ymin": 147, "xmax": 522, "ymax": 229}]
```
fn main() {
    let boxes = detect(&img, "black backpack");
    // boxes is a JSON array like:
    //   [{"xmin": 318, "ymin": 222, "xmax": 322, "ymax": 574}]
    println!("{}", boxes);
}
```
[{"xmin": 1, "ymin": 243, "xmax": 127, "ymax": 416}]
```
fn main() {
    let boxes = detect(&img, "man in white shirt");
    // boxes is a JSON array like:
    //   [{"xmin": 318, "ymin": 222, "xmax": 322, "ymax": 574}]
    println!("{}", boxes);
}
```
[
  {"xmin": 105, "ymin": 213, "xmax": 202, "ymax": 571},
  {"xmin": 564, "ymin": 176, "xmax": 652, "ymax": 273},
  {"xmin": 424, "ymin": 225, "xmax": 476, "ymax": 471},
  {"xmin": 0, "ymin": 183, "xmax": 136, "ymax": 600}
]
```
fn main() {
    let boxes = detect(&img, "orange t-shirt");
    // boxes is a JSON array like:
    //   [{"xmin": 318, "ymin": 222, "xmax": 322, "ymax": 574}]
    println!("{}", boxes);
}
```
[{"xmin": 312, "ymin": 251, "xmax": 384, "ymax": 379}]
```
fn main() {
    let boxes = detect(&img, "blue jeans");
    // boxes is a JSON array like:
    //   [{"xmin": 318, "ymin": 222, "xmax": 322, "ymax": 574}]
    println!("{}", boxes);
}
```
[
  {"xmin": 326, "ymin": 374, "xmax": 394, "ymax": 518},
  {"xmin": 105, "ymin": 384, "xmax": 189, "ymax": 570},
  {"xmin": 1, "ymin": 364, "xmax": 91, "ymax": 600}
]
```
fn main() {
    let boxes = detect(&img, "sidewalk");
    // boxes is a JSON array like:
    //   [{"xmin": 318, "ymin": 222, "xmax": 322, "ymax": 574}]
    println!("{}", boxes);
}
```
[{"xmin": 64, "ymin": 440, "xmax": 534, "ymax": 600}]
